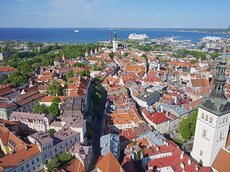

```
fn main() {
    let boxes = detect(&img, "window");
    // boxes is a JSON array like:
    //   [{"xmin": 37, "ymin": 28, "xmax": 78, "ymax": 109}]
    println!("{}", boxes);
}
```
[
  {"xmin": 200, "ymin": 150, "xmax": 203, "ymax": 156},
  {"xmin": 226, "ymin": 116, "xmax": 228, "ymax": 122},
  {"xmin": 32, "ymin": 160, "xmax": 34, "ymax": 165},
  {"xmin": 219, "ymin": 132, "xmax": 223, "ymax": 140},
  {"xmin": 210, "ymin": 117, "xmax": 213, "ymax": 124},
  {"xmin": 202, "ymin": 129, "xmax": 207, "ymax": 138},
  {"xmin": 26, "ymin": 163, "xmax": 29, "ymax": 168},
  {"xmin": 202, "ymin": 113, "xmax": 204, "ymax": 119},
  {"xmin": 36, "ymin": 157, "xmax": 39, "ymax": 162},
  {"xmin": 33, "ymin": 166, "xmax": 35, "ymax": 170},
  {"xmin": 205, "ymin": 115, "xmax": 208, "ymax": 121},
  {"xmin": 21, "ymin": 166, "xmax": 24, "ymax": 171}
]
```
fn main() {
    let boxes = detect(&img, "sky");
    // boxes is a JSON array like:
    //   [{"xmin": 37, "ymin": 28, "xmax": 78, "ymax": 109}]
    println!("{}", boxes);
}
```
[{"xmin": 0, "ymin": 0, "xmax": 230, "ymax": 28}]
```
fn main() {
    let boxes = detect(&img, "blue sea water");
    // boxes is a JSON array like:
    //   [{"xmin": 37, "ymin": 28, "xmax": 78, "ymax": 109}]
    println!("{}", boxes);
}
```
[{"xmin": 0, "ymin": 28, "xmax": 226, "ymax": 43}]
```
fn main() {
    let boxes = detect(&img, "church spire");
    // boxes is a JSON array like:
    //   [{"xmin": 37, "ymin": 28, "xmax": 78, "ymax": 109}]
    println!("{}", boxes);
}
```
[
  {"xmin": 201, "ymin": 40, "xmax": 230, "ymax": 115},
  {"xmin": 114, "ymin": 28, "xmax": 117, "ymax": 41}
]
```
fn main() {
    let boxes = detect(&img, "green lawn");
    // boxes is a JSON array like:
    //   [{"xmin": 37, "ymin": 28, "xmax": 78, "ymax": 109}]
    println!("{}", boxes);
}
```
[{"xmin": 172, "ymin": 137, "xmax": 184, "ymax": 145}]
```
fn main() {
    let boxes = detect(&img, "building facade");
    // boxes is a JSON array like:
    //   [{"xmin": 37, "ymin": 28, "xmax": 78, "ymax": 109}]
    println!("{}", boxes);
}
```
[{"xmin": 191, "ymin": 45, "xmax": 230, "ymax": 166}]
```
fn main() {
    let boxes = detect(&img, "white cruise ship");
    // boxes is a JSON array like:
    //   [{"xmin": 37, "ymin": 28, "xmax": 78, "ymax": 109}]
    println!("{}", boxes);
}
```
[{"xmin": 128, "ymin": 33, "xmax": 149, "ymax": 40}]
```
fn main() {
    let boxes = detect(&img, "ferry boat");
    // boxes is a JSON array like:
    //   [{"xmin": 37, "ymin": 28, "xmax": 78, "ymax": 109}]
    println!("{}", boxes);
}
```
[
  {"xmin": 74, "ymin": 29, "xmax": 79, "ymax": 33},
  {"xmin": 128, "ymin": 33, "xmax": 149, "ymax": 40}
]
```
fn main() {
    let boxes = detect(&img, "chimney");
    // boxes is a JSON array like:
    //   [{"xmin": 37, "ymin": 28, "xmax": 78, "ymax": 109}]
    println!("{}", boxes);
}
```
[
  {"xmin": 180, "ymin": 162, "xmax": 185, "ymax": 169},
  {"xmin": 174, "ymin": 96, "xmax": 177, "ymax": 104},
  {"xmin": 188, "ymin": 159, "xmax": 191, "ymax": 165},
  {"xmin": 195, "ymin": 165, "xmax": 199, "ymax": 171},
  {"xmin": 180, "ymin": 151, "xmax": 184, "ymax": 160},
  {"xmin": 156, "ymin": 147, "xmax": 159, "ymax": 151},
  {"xmin": 160, "ymin": 106, "xmax": 163, "ymax": 113}
]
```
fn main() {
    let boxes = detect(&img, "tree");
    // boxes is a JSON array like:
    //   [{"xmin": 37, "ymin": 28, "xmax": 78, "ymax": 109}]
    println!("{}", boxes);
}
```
[
  {"xmin": 58, "ymin": 153, "xmax": 73, "ymax": 166},
  {"xmin": 49, "ymin": 80, "xmax": 62, "ymax": 96},
  {"xmin": 19, "ymin": 62, "xmax": 33, "ymax": 74},
  {"xmin": 179, "ymin": 108, "xmax": 198, "ymax": 139},
  {"xmin": 47, "ymin": 129, "xmax": 56, "ymax": 136},
  {"xmin": 0, "ymin": 74, "xmax": 8, "ymax": 82},
  {"xmin": 109, "ymin": 52, "xmax": 114, "ymax": 59},
  {"xmin": 32, "ymin": 104, "xmax": 49, "ymax": 115},
  {"xmin": 49, "ymin": 102, "xmax": 60, "ymax": 117},
  {"xmin": 3, "ymin": 71, "xmax": 29, "ymax": 87},
  {"xmin": 46, "ymin": 158, "xmax": 60, "ymax": 172},
  {"xmin": 66, "ymin": 70, "xmax": 74, "ymax": 79}
]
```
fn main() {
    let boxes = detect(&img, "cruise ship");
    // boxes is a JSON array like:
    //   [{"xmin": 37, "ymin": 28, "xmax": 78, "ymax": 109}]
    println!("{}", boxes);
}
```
[{"xmin": 128, "ymin": 33, "xmax": 149, "ymax": 40}]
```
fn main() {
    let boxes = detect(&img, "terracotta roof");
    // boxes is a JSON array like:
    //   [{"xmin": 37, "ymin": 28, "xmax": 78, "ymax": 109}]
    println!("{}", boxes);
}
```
[
  {"xmin": 0, "ymin": 125, "xmax": 26, "ymax": 151},
  {"xmin": 58, "ymin": 158, "xmax": 84, "ymax": 172},
  {"xmin": 96, "ymin": 151, "xmax": 124, "ymax": 172},
  {"xmin": 40, "ymin": 96, "xmax": 65, "ymax": 103},
  {"xmin": 191, "ymin": 78, "xmax": 209, "ymax": 87},
  {"xmin": 0, "ymin": 67, "xmax": 16, "ymax": 73},
  {"xmin": 0, "ymin": 84, "xmax": 13, "ymax": 97},
  {"xmin": 226, "ymin": 132, "xmax": 230, "ymax": 149},
  {"xmin": 212, "ymin": 148, "xmax": 230, "ymax": 172},
  {"xmin": 0, "ymin": 144, "xmax": 40, "ymax": 169}
]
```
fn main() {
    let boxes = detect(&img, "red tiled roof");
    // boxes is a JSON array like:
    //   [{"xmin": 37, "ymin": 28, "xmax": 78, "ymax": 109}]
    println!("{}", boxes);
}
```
[{"xmin": 142, "ymin": 108, "xmax": 170, "ymax": 125}]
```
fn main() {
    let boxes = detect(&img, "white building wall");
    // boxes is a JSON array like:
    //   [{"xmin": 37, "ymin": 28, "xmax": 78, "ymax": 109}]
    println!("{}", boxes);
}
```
[{"xmin": 191, "ymin": 107, "xmax": 230, "ymax": 166}]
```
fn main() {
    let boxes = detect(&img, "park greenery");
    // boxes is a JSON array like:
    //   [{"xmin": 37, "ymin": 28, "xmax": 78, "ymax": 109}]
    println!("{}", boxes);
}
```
[
  {"xmin": 174, "ymin": 49, "xmax": 219, "ymax": 60},
  {"xmin": 46, "ymin": 152, "xmax": 74, "ymax": 172},
  {"xmin": 0, "ymin": 43, "xmax": 99, "ymax": 86},
  {"xmin": 179, "ymin": 108, "xmax": 198, "ymax": 140},
  {"xmin": 61, "ymin": 44, "xmax": 98, "ymax": 58},
  {"xmin": 32, "ymin": 97, "xmax": 61, "ymax": 117}
]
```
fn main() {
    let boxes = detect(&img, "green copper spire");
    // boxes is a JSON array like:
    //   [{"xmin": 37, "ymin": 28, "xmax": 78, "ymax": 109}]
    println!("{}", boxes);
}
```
[{"xmin": 200, "ymin": 41, "xmax": 230, "ymax": 115}]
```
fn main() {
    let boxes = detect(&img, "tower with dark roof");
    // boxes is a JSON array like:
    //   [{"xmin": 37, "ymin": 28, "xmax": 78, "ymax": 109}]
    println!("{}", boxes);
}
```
[
  {"xmin": 191, "ymin": 42, "xmax": 230, "ymax": 166},
  {"xmin": 112, "ymin": 29, "xmax": 118, "ymax": 53}
]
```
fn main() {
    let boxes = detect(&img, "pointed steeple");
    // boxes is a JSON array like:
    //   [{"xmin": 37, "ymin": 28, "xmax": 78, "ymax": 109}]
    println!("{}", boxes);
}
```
[
  {"xmin": 201, "ymin": 41, "xmax": 230, "ymax": 115},
  {"xmin": 114, "ymin": 28, "xmax": 117, "ymax": 41}
]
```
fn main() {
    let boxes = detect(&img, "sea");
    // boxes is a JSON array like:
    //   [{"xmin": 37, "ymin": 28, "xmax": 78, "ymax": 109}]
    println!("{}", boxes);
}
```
[{"xmin": 0, "ymin": 28, "xmax": 226, "ymax": 43}]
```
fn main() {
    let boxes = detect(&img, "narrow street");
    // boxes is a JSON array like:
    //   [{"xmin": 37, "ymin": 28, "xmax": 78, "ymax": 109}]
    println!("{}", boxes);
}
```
[{"xmin": 88, "ymin": 83, "xmax": 107, "ymax": 172}]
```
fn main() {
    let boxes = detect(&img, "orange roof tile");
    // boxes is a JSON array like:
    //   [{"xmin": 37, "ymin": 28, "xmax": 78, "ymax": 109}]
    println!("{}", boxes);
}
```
[
  {"xmin": 0, "ymin": 67, "xmax": 16, "ymax": 73},
  {"xmin": 58, "ymin": 158, "xmax": 84, "ymax": 172},
  {"xmin": 96, "ymin": 151, "xmax": 124, "ymax": 172},
  {"xmin": 212, "ymin": 148, "xmax": 230, "ymax": 172}
]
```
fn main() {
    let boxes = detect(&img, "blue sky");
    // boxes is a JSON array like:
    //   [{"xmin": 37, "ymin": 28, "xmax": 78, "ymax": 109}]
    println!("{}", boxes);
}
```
[{"xmin": 0, "ymin": 0, "xmax": 229, "ymax": 28}]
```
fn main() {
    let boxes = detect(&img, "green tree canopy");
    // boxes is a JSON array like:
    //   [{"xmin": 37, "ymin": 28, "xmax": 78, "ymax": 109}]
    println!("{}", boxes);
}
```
[
  {"xmin": 46, "ymin": 158, "xmax": 60, "ymax": 172},
  {"xmin": 32, "ymin": 104, "xmax": 49, "ymax": 115},
  {"xmin": 179, "ymin": 108, "xmax": 198, "ymax": 139},
  {"xmin": 49, "ymin": 102, "xmax": 60, "ymax": 117},
  {"xmin": 49, "ymin": 80, "xmax": 62, "ymax": 96},
  {"xmin": 47, "ymin": 129, "xmax": 56, "ymax": 136},
  {"xmin": 66, "ymin": 70, "xmax": 74, "ymax": 79}
]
